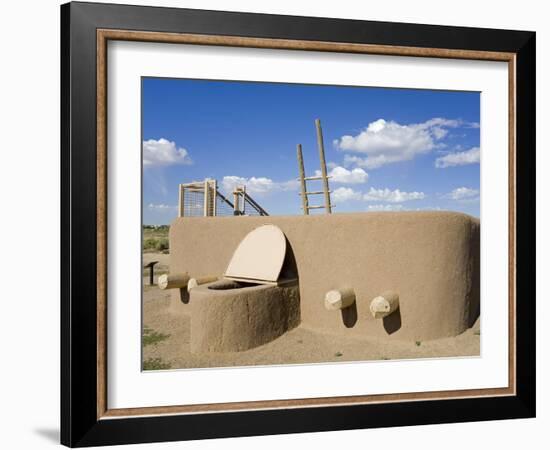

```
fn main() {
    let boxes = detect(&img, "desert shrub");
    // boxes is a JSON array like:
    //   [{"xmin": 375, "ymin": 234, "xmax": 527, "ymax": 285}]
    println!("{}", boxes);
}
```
[
  {"xmin": 143, "ymin": 238, "xmax": 157, "ymax": 250},
  {"xmin": 142, "ymin": 357, "xmax": 171, "ymax": 371},
  {"xmin": 155, "ymin": 238, "xmax": 169, "ymax": 251},
  {"xmin": 142, "ymin": 326, "xmax": 170, "ymax": 347}
]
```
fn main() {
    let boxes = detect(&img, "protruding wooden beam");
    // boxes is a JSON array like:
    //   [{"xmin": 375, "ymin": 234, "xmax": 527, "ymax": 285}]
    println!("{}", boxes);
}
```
[
  {"xmin": 370, "ymin": 291, "xmax": 399, "ymax": 319},
  {"xmin": 324, "ymin": 287, "xmax": 356, "ymax": 311},
  {"xmin": 158, "ymin": 273, "xmax": 190, "ymax": 290},
  {"xmin": 187, "ymin": 275, "xmax": 219, "ymax": 291}
]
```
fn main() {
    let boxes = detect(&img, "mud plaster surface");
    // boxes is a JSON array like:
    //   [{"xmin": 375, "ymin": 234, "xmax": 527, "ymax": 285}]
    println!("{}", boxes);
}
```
[
  {"xmin": 143, "ymin": 280, "xmax": 480, "ymax": 370},
  {"xmin": 169, "ymin": 212, "xmax": 480, "ymax": 341}
]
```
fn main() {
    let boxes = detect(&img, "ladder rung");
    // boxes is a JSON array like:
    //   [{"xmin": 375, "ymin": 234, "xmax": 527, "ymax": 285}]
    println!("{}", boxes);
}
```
[
  {"xmin": 300, "ymin": 190, "xmax": 331, "ymax": 195},
  {"xmin": 301, "ymin": 175, "xmax": 332, "ymax": 181},
  {"xmin": 302, "ymin": 205, "xmax": 336, "ymax": 210}
]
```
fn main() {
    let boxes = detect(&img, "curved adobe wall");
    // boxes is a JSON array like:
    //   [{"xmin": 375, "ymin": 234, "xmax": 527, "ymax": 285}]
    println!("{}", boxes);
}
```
[
  {"xmin": 189, "ymin": 280, "xmax": 300, "ymax": 353},
  {"xmin": 169, "ymin": 212, "xmax": 479, "ymax": 341}
]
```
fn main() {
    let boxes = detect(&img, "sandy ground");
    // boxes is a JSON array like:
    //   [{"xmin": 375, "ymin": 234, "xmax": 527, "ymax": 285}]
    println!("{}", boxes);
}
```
[
  {"xmin": 142, "ymin": 267, "xmax": 480, "ymax": 370},
  {"xmin": 143, "ymin": 252, "xmax": 170, "ymax": 277}
]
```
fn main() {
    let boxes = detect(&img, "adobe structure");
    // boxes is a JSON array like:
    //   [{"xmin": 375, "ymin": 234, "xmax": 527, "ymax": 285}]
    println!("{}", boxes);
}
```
[
  {"xmin": 161, "ymin": 120, "xmax": 479, "ymax": 353},
  {"xmin": 167, "ymin": 211, "xmax": 480, "ymax": 352}
]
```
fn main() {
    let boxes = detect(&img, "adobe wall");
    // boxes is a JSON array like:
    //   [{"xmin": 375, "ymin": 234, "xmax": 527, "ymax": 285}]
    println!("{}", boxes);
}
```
[
  {"xmin": 169, "ymin": 212, "xmax": 480, "ymax": 341},
  {"xmin": 189, "ymin": 281, "xmax": 300, "ymax": 352}
]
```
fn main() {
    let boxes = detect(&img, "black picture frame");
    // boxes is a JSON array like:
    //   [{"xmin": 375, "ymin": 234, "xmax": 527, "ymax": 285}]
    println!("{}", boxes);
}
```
[{"xmin": 61, "ymin": 1, "xmax": 535, "ymax": 447}]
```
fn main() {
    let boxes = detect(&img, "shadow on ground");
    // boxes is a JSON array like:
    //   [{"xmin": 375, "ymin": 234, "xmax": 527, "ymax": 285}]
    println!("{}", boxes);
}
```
[{"xmin": 34, "ymin": 428, "xmax": 59, "ymax": 443}]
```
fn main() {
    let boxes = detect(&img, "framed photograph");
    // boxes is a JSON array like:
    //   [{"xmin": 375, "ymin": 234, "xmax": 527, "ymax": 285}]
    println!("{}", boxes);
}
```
[{"xmin": 61, "ymin": 1, "xmax": 535, "ymax": 447}]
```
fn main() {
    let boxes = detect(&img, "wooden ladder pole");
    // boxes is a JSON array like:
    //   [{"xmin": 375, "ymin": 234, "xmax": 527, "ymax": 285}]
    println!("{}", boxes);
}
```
[
  {"xmin": 178, "ymin": 184, "xmax": 184, "ymax": 217},
  {"xmin": 203, "ymin": 179, "xmax": 209, "ymax": 216},
  {"xmin": 233, "ymin": 189, "xmax": 239, "ymax": 215},
  {"xmin": 212, "ymin": 179, "xmax": 217, "ymax": 217},
  {"xmin": 315, "ymin": 118, "xmax": 332, "ymax": 213},
  {"xmin": 296, "ymin": 144, "xmax": 309, "ymax": 215}
]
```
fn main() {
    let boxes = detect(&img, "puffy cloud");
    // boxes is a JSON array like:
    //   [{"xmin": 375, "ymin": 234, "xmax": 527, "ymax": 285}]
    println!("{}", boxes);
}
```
[
  {"xmin": 367, "ymin": 204, "xmax": 442, "ymax": 212},
  {"xmin": 221, "ymin": 176, "xmax": 298, "ymax": 195},
  {"xmin": 363, "ymin": 187, "xmax": 425, "ymax": 203},
  {"xmin": 147, "ymin": 203, "xmax": 177, "ymax": 210},
  {"xmin": 332, "ymin": 187, "xmax": 362, "ymax": 202},
  {"xmin": 315, "ymin": 166, "xmax": 369, "ymax": 184},
  {"xmin": 279, "ymin": 179, "xmax": 300, "ymax": 191},
  {"xmin": 222, "ymin": 176, "xmax": 274, "ymax": 194},
  {"xmin": 143, "ymin": 138, "xmax": 192, "ymax": 167},
  {"xmin": 335, "ymin": 118, "xmax": 462, "ymax": 169},
  {"xmin": 416, "ymin": 206, "xmax": 442, "ymax": 211},
  {"xmin": 367, "ymin": 204, "xmax": 404, "ymax": 211},
  {"xmin": 445, "ymin": 187, "xmax": 479, "ymax": 200},
  {"xmin": 435, "ymin": 147, "xmax": 480, "ymax": 168},
  {"xmin": 343, "ymin": 155, "xmax": 370, "ymax": 168},
  {"xmin": 222, "ymin": 176, "xmax": 248, "ymax": 192}
]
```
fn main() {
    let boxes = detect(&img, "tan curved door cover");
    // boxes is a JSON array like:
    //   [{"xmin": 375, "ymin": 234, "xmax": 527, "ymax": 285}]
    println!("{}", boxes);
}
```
[{"xmin": 225, "ymin": 224, "xmax": 287, "ymax": 282}]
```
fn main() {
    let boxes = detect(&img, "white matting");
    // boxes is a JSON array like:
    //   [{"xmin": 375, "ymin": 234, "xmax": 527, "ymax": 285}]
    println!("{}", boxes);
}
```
[{"xmin": 107, "ymin": 40, "xmax": 509, "ymax": 410}]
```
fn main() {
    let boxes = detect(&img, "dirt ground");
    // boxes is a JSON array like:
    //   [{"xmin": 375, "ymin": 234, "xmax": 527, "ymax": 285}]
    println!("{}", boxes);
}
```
[
  {"xmin": 143, "ymin": 252, "xmax": 170, "ymax": 277},
  {"xmin": 142, "ymin": 252, "xmax": 480, "ymax": 370}
]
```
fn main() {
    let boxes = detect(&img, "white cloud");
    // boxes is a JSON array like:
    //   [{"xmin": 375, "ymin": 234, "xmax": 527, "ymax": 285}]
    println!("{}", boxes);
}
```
[
  {"xmin": 221, "ymin": 176, "xmax": 298, "ymax": 195},
  {"xmin": 334, "ymin": 118, "xmax": 462, "ymax": 169},
  {"xmin": 367, "ymin": 204, "xmax": 405, "ymax": 211},
  {"xmin": 343, "ymin": 155, "xmax": 370, "ymax": 168},
  {"xmin": 279, "ymin": 179, "xmax": 300, "ymax": 191},
  {"xmin": 222, "ymin": 176, "xmax": 274, "ymax": 194},
  {"xmin": 415, "ymin": 206, "xmax": 442, "ymax": 211},
  {"xmin": 143, "ymin": 138, "xmax": 192, "ymax": 167},
  {"xmin": 147, "ymin": 203, "xmax": 177, "ymax": 210},
  {"xmin": 315, "ymin": 166, "xmax": 368, "ymax": 184},
  {"xmin": 332, "ymin": 187, "xmax": 362, "ymax": 202},
  {"xmin": 445, "ymin": 187, "xmax": 479, "ymax": 200},
  {"xmin": 367, "ymin": 204, "xmax": 442, "ymax": 212},
  {"xmin": 435, "ymin": 147, "xmax": 480, "ymax": 168},
  {"xmin": 363, "ymin": 187, "xmax": 425, "ymax": 203}
]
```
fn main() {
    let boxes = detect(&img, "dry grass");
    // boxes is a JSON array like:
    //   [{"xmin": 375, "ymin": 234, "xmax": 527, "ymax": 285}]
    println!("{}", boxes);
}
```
[
  {"xmin": 143, "ymin": 225, "xmax": 169, "ymax": 252},
  {"xmin": 142, "ymin": 326, "xmax": 170, "ymax": 347},
  {"xmin": 143, "ymin": 357, "xmax": 171, "ymax": 371}
]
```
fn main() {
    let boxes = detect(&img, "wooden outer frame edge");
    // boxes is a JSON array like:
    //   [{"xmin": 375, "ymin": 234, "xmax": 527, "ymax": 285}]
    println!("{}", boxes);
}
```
[
  {"xmin": 508, "ymin": 56, "xmax": 517, "ymax": 394},
  {"xmin": 101, "ymin": 387, "xmax": 515, "ymax": 419},
  {"xmin": 98, "ymin": 29, "xmax": 515, "ymax": 61},
  {"xmin": 97, "ymin": 29, "xmax": 108, "ymax": 419},
  {"xmin": 96, "ymin": 29, "xmax": 516, "ymax": 420}
]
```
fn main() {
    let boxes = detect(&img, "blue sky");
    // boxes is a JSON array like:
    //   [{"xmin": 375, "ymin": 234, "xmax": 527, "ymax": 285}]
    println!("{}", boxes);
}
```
[{"xmin": 142, "ymin": 77, "xmax": 480, "ymax": 225}]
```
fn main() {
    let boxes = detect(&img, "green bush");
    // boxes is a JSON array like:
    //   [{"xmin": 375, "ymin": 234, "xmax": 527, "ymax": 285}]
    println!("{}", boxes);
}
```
[
  {"xmin": 143, "ymin": 238, "xmax": 157, "ymax": 250},
  {"xmin": 142, "ymin": 326, "xmax": 170, "ymax": 347},
  {"xmin": 142, "ymin": 357, "xmax": 171, "ymax": 371},
  {"xmin": 155, "ymin": 238, "xmax": 169, "ymax": 251}
]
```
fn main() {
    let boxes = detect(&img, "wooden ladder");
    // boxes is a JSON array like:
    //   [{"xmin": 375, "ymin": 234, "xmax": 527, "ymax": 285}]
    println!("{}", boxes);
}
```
[{"xmin": 296, "ymin": 119, "xmax": 333, "ymax": 215}]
